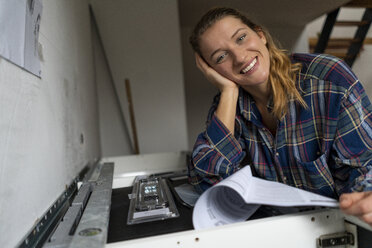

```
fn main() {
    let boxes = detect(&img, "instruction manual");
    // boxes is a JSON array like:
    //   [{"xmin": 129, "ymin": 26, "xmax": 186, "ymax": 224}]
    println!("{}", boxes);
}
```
[
  {"xmin": 192, "ymin": 166, "xmax": 339, "ymax": 229},
  {"xmin": 0, "ymin": 0, "xmax": 43, "ymax": 77}
]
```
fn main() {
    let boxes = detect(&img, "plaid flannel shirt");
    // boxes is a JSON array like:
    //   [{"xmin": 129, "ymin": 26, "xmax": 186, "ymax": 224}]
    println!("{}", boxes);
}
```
[{"xmin": 189, "ymin": 53, "xmax": 372, "ymax": 199}]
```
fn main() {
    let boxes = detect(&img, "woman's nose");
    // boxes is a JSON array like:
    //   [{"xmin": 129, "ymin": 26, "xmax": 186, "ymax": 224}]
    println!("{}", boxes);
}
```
[{"xmin": 231, "ymin": 47, "xmax": 246, "ymax": 66}]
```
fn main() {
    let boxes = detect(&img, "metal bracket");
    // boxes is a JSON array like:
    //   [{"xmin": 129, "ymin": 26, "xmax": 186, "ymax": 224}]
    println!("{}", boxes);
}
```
[
  {"xmin": 44, "ymin": 162, "xmax": 114, "ymax": 248},
  {"xmin": 317, "ymin": 232, "xmax": 354, "ymax": 247},
  {"xmin": 16, "ymin": 162, "xmax": 113, "ymax": 248},
  {"xmin": 17, "ymin": 177, "xmax": 79, "ymax": 248}
]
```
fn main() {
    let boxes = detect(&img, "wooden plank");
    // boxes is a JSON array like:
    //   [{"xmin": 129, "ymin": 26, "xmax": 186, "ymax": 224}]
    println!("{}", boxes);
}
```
[
  {"xmin": 309, "ymin": 37, "xmax": 372, "ymax": 49},
  {"xmin": 344, "ymin": 0, "xmax": 372, "ymax": 8},
  {"xmin": 335, "ymin": 20, "xmax": 370, "ymax": 26},
  {"xmin": 125, "ymin": 79, "xmax": 140, "ymax": 155}
]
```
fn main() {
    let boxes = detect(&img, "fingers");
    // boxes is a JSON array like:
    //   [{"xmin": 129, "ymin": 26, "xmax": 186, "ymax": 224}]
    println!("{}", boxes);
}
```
[
  {"xmin": 194, "ymin": 53, "xmax": 219, "ymax": 83},
  {"xmin": 193, "ymin": 53, "xmax": 238, "ymax": 92},
  {"xmin": 195, "ymin": 53, "xmax": 209, "ymax": 72},
  {"xmin": 340, "ymin": 192, "xmax": 372, "ymax": 215},
  {"xmin": 361, "ymin": 212, "xmax": 372, "ymax": 224},
  {"xmin": 340, "ymin": 192, "xmax": 367, "ymax": 209},
  {"xmin": 340, "ymin": 192, "xmax": 372, "ymax": 225}
]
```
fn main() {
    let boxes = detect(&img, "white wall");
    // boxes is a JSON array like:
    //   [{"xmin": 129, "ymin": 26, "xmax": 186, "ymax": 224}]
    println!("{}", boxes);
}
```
[
  {"xmin": 90, "ymin": 0, "xmax": 189, "ymax": 155},
  {"xmin": 92, "ymin": 13, "xmax": 133, "ymax": 157},
  {"xmin": 0, "ymin": 1, "xmax": 100, "ymax": 247},
  {"xmin": 300, "ymin": 7, "xmax": 372, "ymax": 97}
]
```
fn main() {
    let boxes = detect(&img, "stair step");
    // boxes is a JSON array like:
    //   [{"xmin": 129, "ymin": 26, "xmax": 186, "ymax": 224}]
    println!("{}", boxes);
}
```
[
  {"xmin": 335, "ymin": 20, "xmax": 370, "ymax": 26},
  {"xmin": 313, "ymin": 5, "xmax": 372, "ymax": 67},
  {"xmin": 320, "ymin": 52, "xmax": 353, "ymax": 60},
  {"xmin": 344, "ymin": 0, "xmax": 372, "ymax": 8},
  {"xmin": 309, "ymin": 37, "xmax": 372, "ymax": 49},
  {"xmin": 308, "ymin": 48, "xmax": 359, "ymax": 60}
]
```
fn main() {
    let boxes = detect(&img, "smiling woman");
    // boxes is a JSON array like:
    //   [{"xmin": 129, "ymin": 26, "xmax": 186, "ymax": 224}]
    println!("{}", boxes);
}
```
[
  {"xmin": 190, "ymin": 8, "xmax": 306, "ymax": 122},
  {"xmin": 187, "ymin": 7, "xmax": 372, "ymax": 226}
]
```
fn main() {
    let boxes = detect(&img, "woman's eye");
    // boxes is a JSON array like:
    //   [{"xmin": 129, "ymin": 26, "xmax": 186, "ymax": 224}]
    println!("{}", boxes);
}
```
[
  {"xmin": 216, "ymin": 53, "xmax": 227, "ymax": 63},
  {"xmin": 237, "ymin": 34, "xmax": 246, "ymax": 43}
]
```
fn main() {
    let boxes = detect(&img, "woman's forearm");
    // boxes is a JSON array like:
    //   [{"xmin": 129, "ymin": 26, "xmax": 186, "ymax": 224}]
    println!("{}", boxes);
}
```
[{"xmin": 215, "ymin": 88, "xmax": 239, "ymax": 134}]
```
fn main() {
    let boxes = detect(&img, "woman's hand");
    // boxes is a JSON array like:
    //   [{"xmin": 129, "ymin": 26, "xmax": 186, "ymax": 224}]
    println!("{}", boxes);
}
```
[
  {"xmin": 195, "ymin": 53, "xmax": 239, "ymax": 133},
  {"xmin": 195, "ymin": 53, "xmax": 238, "ymax": 93},
  {"xmin": 340, "ymin": 191, "xmax": 372, "ymax": 226}
]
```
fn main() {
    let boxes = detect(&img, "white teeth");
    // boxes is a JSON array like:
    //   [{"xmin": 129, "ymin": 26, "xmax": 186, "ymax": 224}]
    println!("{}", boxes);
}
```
[{"xmin": 242, "ymin": 58, "xmax": 257, "ymax": 73}]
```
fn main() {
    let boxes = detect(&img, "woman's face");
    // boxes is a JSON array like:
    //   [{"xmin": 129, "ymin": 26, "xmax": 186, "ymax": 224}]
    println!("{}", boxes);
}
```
[{"xmin": 199, "ymin": 16, "xmax": 270, "ymax": 88}]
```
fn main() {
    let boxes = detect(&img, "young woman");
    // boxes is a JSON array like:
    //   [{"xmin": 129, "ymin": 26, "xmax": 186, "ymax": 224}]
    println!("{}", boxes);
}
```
[{"xmin": 188, "ymin": 7, "xmax": 372, "ymax": 225}]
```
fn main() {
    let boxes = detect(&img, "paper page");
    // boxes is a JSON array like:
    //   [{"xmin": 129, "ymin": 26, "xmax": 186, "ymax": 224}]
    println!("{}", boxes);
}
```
[
  {"xmin": 24, "ymin": 0, "xmax": 43, "ymax": 77},
  {"xmin": 216, "ymin": 165, "xmax": 253, "ymax": 196},
  {"xmin": 0, "ymin": 0, "xmax": 43, "ymax": 77},
  {"xmin": 193, "ymin": 166, "xmax": 338, "ymax": 230},
  {"xmin": 192, "ymin": 185, "xmax": 260, "ymax": 230},
  {"xmin": 248, "ymin": 176, "xmax": 339, "ymax": 207},
  {"xmin": 0, "ymin": 0, "xmax": 26, "ymax": 66},
  {"xmin": 193, "ymin": 166, "xmax": 260, "ymax": 230}
]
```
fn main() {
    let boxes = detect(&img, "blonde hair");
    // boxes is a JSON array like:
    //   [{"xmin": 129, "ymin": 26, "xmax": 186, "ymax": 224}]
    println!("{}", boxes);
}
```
[
  {"xmin": 189, "ymin": 7, "xmax": 307, "ymax": 119},
  {"xmin": 263, "ymin": 28, "xmax": 307, "ymax": 118}
]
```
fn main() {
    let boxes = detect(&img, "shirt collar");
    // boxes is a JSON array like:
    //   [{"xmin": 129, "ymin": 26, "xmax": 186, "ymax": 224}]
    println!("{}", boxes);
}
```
[{"xmin": 238, "ymin": 88, "xmax": 264, "ymax": 127}]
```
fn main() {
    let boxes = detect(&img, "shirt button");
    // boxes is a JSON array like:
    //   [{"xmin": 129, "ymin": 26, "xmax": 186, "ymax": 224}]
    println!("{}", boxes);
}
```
[{"xmin": 275, "ymin": 152, "xmax": 279, "ymax": 156}]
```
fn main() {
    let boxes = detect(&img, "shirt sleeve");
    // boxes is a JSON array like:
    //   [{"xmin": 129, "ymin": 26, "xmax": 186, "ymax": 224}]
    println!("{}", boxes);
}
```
[
  {"xmin": 189, "ymin": 95, "xmax": 246, "ymax": 192},
  {"xmin": 331, "ymin": 78, "xmax": 372, "ymax": 194}
]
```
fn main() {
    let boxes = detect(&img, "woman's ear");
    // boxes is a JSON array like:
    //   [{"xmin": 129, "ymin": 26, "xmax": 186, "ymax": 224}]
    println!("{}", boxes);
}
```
[{"xmin": 254, "ymin": 27, "xmax": 267, "ymax": 45}]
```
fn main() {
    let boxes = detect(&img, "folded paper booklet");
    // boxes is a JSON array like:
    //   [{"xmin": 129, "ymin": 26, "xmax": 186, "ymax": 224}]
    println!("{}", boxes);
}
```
[{"xmin": 192, "ymin": 166, "xmax": 339, "ymax": 229}]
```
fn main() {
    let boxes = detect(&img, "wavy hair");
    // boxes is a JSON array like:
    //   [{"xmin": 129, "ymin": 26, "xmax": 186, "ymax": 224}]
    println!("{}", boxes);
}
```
[{"xmin": 189, "ymin": 7, "xmax": 307, "ymax": 119}]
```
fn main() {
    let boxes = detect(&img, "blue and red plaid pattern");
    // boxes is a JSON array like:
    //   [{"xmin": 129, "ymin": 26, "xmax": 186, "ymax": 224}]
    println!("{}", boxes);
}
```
[{"xmin": 189, "ymin": 53, "xmax": 372, "ymax": 199}]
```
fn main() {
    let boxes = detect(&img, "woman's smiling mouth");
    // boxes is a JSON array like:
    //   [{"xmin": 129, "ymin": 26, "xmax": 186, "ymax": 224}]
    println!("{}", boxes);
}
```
[{"xmin": 241, "ymin": 57, "xmax": 258, "ymax": 74}]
